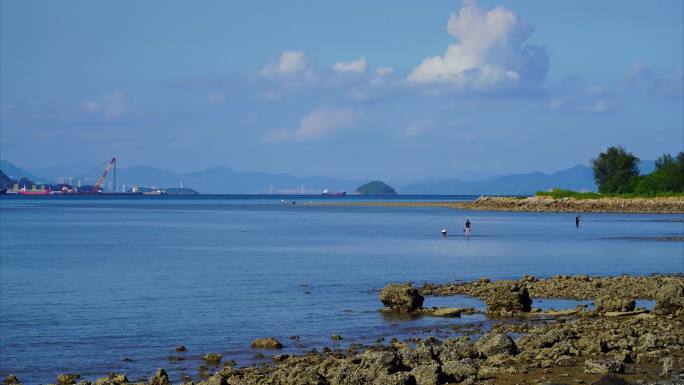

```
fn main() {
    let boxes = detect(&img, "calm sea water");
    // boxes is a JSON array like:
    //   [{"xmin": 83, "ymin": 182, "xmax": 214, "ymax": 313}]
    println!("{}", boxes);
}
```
[{"xmin": 1, "ymin": 195, "xmax": 683, "ymax": 384}]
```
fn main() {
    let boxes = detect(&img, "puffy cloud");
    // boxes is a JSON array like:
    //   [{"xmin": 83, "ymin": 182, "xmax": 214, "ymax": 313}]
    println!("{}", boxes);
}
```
[
  {"xmin": 80, "ymin": 90, "xmax": 135, "ymax": 119},
  {"xmin": 261, "ymin": 50, "xmax": 315, "ymax": 81},
  {"xmin": 333, "ymin": 57, "xmax": 367, "ymax": 73},
  {"xmin": 263, "ymin": 106, "xmax": 360, "ymax": 142},
  {"xmin": 621, "ymin": 63, "xmax": 682, "ymax": 97},
  {"xmin": 408, "ymin": 0, "xmax": 548, "ymax": 92}
]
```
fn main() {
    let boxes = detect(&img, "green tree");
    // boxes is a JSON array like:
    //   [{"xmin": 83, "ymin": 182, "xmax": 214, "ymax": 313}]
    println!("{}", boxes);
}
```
[
  {"xmin": 655, "ymin": 153, "xmax": 674, "ymax": 169},
  {"xmin": 591, "ymin": 146, "xmax": 640, "ymax": 194},
  {"xmin": 651, "ymin": 152, "xmax": 684, "ymax": 192},
  {"xmin": 634, "ymin": 172, "xmax": 668, "ymax": 195}
]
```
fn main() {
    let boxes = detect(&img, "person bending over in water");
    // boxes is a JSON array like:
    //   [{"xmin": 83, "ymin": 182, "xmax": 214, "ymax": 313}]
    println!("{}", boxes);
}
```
[
  {"xmin": 575, "ymin": 216, "xmax": 581, "ymax": 228},
  {"xmin": 464, "ymin": 219, "xmax": 471, "ymax": 237}
]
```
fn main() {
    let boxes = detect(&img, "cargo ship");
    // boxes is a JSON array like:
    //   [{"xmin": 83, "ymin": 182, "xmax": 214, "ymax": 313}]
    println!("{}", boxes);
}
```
[
  {"xmin": 322, "ymin": 189, "xmax": 346, "ymax": 196},
  {"xmin": 17, "ymin": 187, "xmax": 51, "ymax": 195}
]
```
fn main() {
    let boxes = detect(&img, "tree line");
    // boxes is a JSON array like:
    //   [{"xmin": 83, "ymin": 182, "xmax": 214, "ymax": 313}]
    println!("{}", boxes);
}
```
[{"xmin": 591, "ymin": 146, "xmax": 684, "ymax": 195}]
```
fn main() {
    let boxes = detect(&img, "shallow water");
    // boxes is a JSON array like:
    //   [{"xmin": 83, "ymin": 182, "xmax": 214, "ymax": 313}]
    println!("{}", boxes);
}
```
[{"xmin": 0, "ymin": 195, "xmax": 682, "ymax": 383}]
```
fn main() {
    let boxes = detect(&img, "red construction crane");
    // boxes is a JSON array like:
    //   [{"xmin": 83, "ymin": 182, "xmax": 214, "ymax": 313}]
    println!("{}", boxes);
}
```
[{"xmin": 92, "ymin": 157, "xmax": 116, "ymax": 192}]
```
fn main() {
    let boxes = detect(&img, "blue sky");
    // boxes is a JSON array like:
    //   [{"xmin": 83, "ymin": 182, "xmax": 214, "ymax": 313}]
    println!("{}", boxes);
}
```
[{"xmin": 1, "ymin": 0, "xmax": 682, "ymax": 182}]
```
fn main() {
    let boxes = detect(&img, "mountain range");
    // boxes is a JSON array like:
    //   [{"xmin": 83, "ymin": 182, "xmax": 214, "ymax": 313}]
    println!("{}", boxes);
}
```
[{"xmin": 0, "ymin": 159, "xmax": 656, "ymax": 195}]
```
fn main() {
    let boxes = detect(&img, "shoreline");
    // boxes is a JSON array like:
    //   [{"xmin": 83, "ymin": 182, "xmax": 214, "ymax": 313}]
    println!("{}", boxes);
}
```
[
  {"xmin": 315, "ymin": 195, "xmax": 684, "ymax": 214},
  {"xmin": 19, "ymin": 274, "xmax": 684, "ymax": 385}
]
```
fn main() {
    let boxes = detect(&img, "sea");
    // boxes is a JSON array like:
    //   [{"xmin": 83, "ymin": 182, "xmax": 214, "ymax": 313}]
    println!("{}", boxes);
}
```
[{"xmin": 1, "ymin": 195, "xmax": 683, "ymax": 384}]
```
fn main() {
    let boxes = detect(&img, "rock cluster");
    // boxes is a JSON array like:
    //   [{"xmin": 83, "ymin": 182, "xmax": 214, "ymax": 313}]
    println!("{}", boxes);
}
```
[
  {"xmin": 251, "ymin": 337, "xmax": 283, "ymax": 349},
  {"xmin": 594, "ymin": 296, "xmax": 636, "ymax": 313},
  {"xmin": 379, "ymin": 284, "xmax": 424, "ymax": 313},
  {"xmin": 125, "ymin": 313, "xmax": 683, "ymax": 384},
  {"xmin": 584, "ymin": 359, "xmax": 625, "ymax": 374},
  {"xmin": 482, "ymin": 282, "xmax": 532, "ymax": 315},
  {"xmin": 41, "ymin": 307, "xmax": 684, "ymax": 385},
  {"xmin": 474, "ymin": 332, "xmax": 517, "ymax": 357},
  {"xmin": 654, "ymin": 281, "xmax": 684, "ymax": 316},
  {"xmin": 149, "ymin": 369, "xmax": 170, "ymax": 385},
  {"xmin": 35, "ymin": 275, "xmax": 684, "ymax": 385},
  {"xmin": 426, "ymin": 274, "xmax": 684, "ymax": 304},
  {"xmin": 3, "ymin": 375, "xmax": 20, "ymax": 385},
  {"xmin": 203, "ymin": 353, "xmax": 222, "ymax": 364},
  {"xmin": 56, "ymin": 374, "xmax": 81, "ymax": 385}
]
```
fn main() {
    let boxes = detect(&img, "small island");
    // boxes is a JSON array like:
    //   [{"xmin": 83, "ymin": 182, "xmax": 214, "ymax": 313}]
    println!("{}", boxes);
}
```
[{"xmin": 355, "ymin": 180, "xmax": 397, "ymax": 195}]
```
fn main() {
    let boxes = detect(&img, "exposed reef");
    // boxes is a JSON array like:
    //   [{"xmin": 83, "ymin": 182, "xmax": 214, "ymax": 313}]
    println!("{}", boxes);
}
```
[{"xmin": 22, "ymin": 275, "xmax": 683, "ymax": 385}]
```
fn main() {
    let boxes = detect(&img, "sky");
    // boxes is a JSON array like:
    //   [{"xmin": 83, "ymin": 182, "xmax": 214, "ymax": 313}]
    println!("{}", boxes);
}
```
[{"xmin": 1, "ymin": 0, "xmax": 683, "ymax": 182}]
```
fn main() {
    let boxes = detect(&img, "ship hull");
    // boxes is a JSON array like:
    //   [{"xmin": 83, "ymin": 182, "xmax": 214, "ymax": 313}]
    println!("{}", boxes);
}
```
[{"xmin": 17, "ymin": 190, "xmax": 51, "ymax": 195}]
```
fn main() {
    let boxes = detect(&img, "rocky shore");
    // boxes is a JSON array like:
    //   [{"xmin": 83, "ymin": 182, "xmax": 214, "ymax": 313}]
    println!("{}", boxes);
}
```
[
  {"xmin": 468, "ymin": 196, "xmax": 684, "ymax": 214},
  {"xmin": 316, "ymin": 196, "xmax": 684, "ymax": 214},
  {"xmin": 12, "ymin": 275, "xmax": 683, "ymax": 385},
  {"xmin": 422, "ymin": 274, "xmax": 683, "ymax": 305}
]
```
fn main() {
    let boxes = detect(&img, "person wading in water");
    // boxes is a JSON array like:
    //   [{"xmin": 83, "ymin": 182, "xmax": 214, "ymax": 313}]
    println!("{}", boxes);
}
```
[
  {"xmin": 576, "ymin": 216, "xmax": 581, "ymax": 228},
  {"xmin": 464, "ymin": 219, "xmax": 471, "ymax": 237}
]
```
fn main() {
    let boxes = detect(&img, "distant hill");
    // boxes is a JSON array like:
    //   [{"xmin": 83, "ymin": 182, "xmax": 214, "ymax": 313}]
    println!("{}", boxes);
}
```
[
  {"xmin": 356, "ymin": 181, "xmax": 397, "ymax": 195},
  {"xmin": 116, "ymin": 165, "xmax": 363, "ymax": 194},
  {"xmin": 0, "ymin": 160, "xmax": 50, "ymax": 183},
  {"xmin": 0, "ymin": 160, "xmax": 659, "ymax": 196},
  {"xmin": 401, "ymin": 165, "xmax": 597, "ymax": 195},
  {"xmin": 0, "ymin": 160, "xmax": 365, "ymax": 194},
  {"xmin": 0, "ymin": 170, "xmax": 14, "ymax": 189}
]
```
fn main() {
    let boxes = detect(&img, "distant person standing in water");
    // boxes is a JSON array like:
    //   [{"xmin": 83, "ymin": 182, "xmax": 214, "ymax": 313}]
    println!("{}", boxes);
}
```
[
  {"xmin": 464, "ymin": 219, "xmax": 471, "ymax": 237},
  {"xmin": 575, "ymin": 216, "xmax": 581, "ymax": 228}
]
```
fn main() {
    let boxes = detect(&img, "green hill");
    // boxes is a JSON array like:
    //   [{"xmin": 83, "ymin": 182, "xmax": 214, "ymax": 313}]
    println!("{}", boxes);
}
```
[{"xmin": 355, "ymin": 180, "xmax": 397, "ymax": 195}]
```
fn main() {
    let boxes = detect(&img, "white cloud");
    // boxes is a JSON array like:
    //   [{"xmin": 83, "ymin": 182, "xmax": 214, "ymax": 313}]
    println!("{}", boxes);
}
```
[
  {"xmin": 207, "ymin": 92, "xmax": 226, "ymax": 104},
  {"xmin": 376, "ymin": 67, "xmax": 394, "ymax": 76},
  {"xmin": 408, "ymin": 0, "xmax": 548, "ymax": 91},
  {"xmin": 80, "ymin": 90, "xmax": 135, "ymax": 119},
  {"xmin": 547, "ymin": 76, "xmax": 617, "ymax": 114},
  {"xmin": 394, "ymin": 121, "xmax": 434, "ymax": 139},
  {"xmin": 260, "ymin": 50, "xmax": 315, "ymax": 81},
  {"xmin": 263, "ymin": 106, "xmax": 360, "ymax": 142},
  {"xmin": 624, "ymin": 62, "xmax": 653, "ymax": 88},
  {"xmin": 652, "ymin": 71, "xmax": 684, "ymax": 98},
  {"xmin": 590, "ymin": 99, "xmax": 607, "ymax": 112},
  {"xmin": 333, "ymin": 57, "xmax": 367, "ymax": 74},
  {"xmin": 347, "ymin": 89, "xmax": 370, "ymax": 103}
]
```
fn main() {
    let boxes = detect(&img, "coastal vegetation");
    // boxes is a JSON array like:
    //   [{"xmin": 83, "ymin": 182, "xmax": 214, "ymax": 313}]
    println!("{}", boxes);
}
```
[
  {"xmin": 590, "ymin": 146, "xmax": 684, "ymax": 195},
  {"xmin": 537, "ymin": 147, "xmax": 684, "ymax": 199},
  {"xmin": 535, "ymin": 189, "xmax": 684, "ymax": 200}
]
